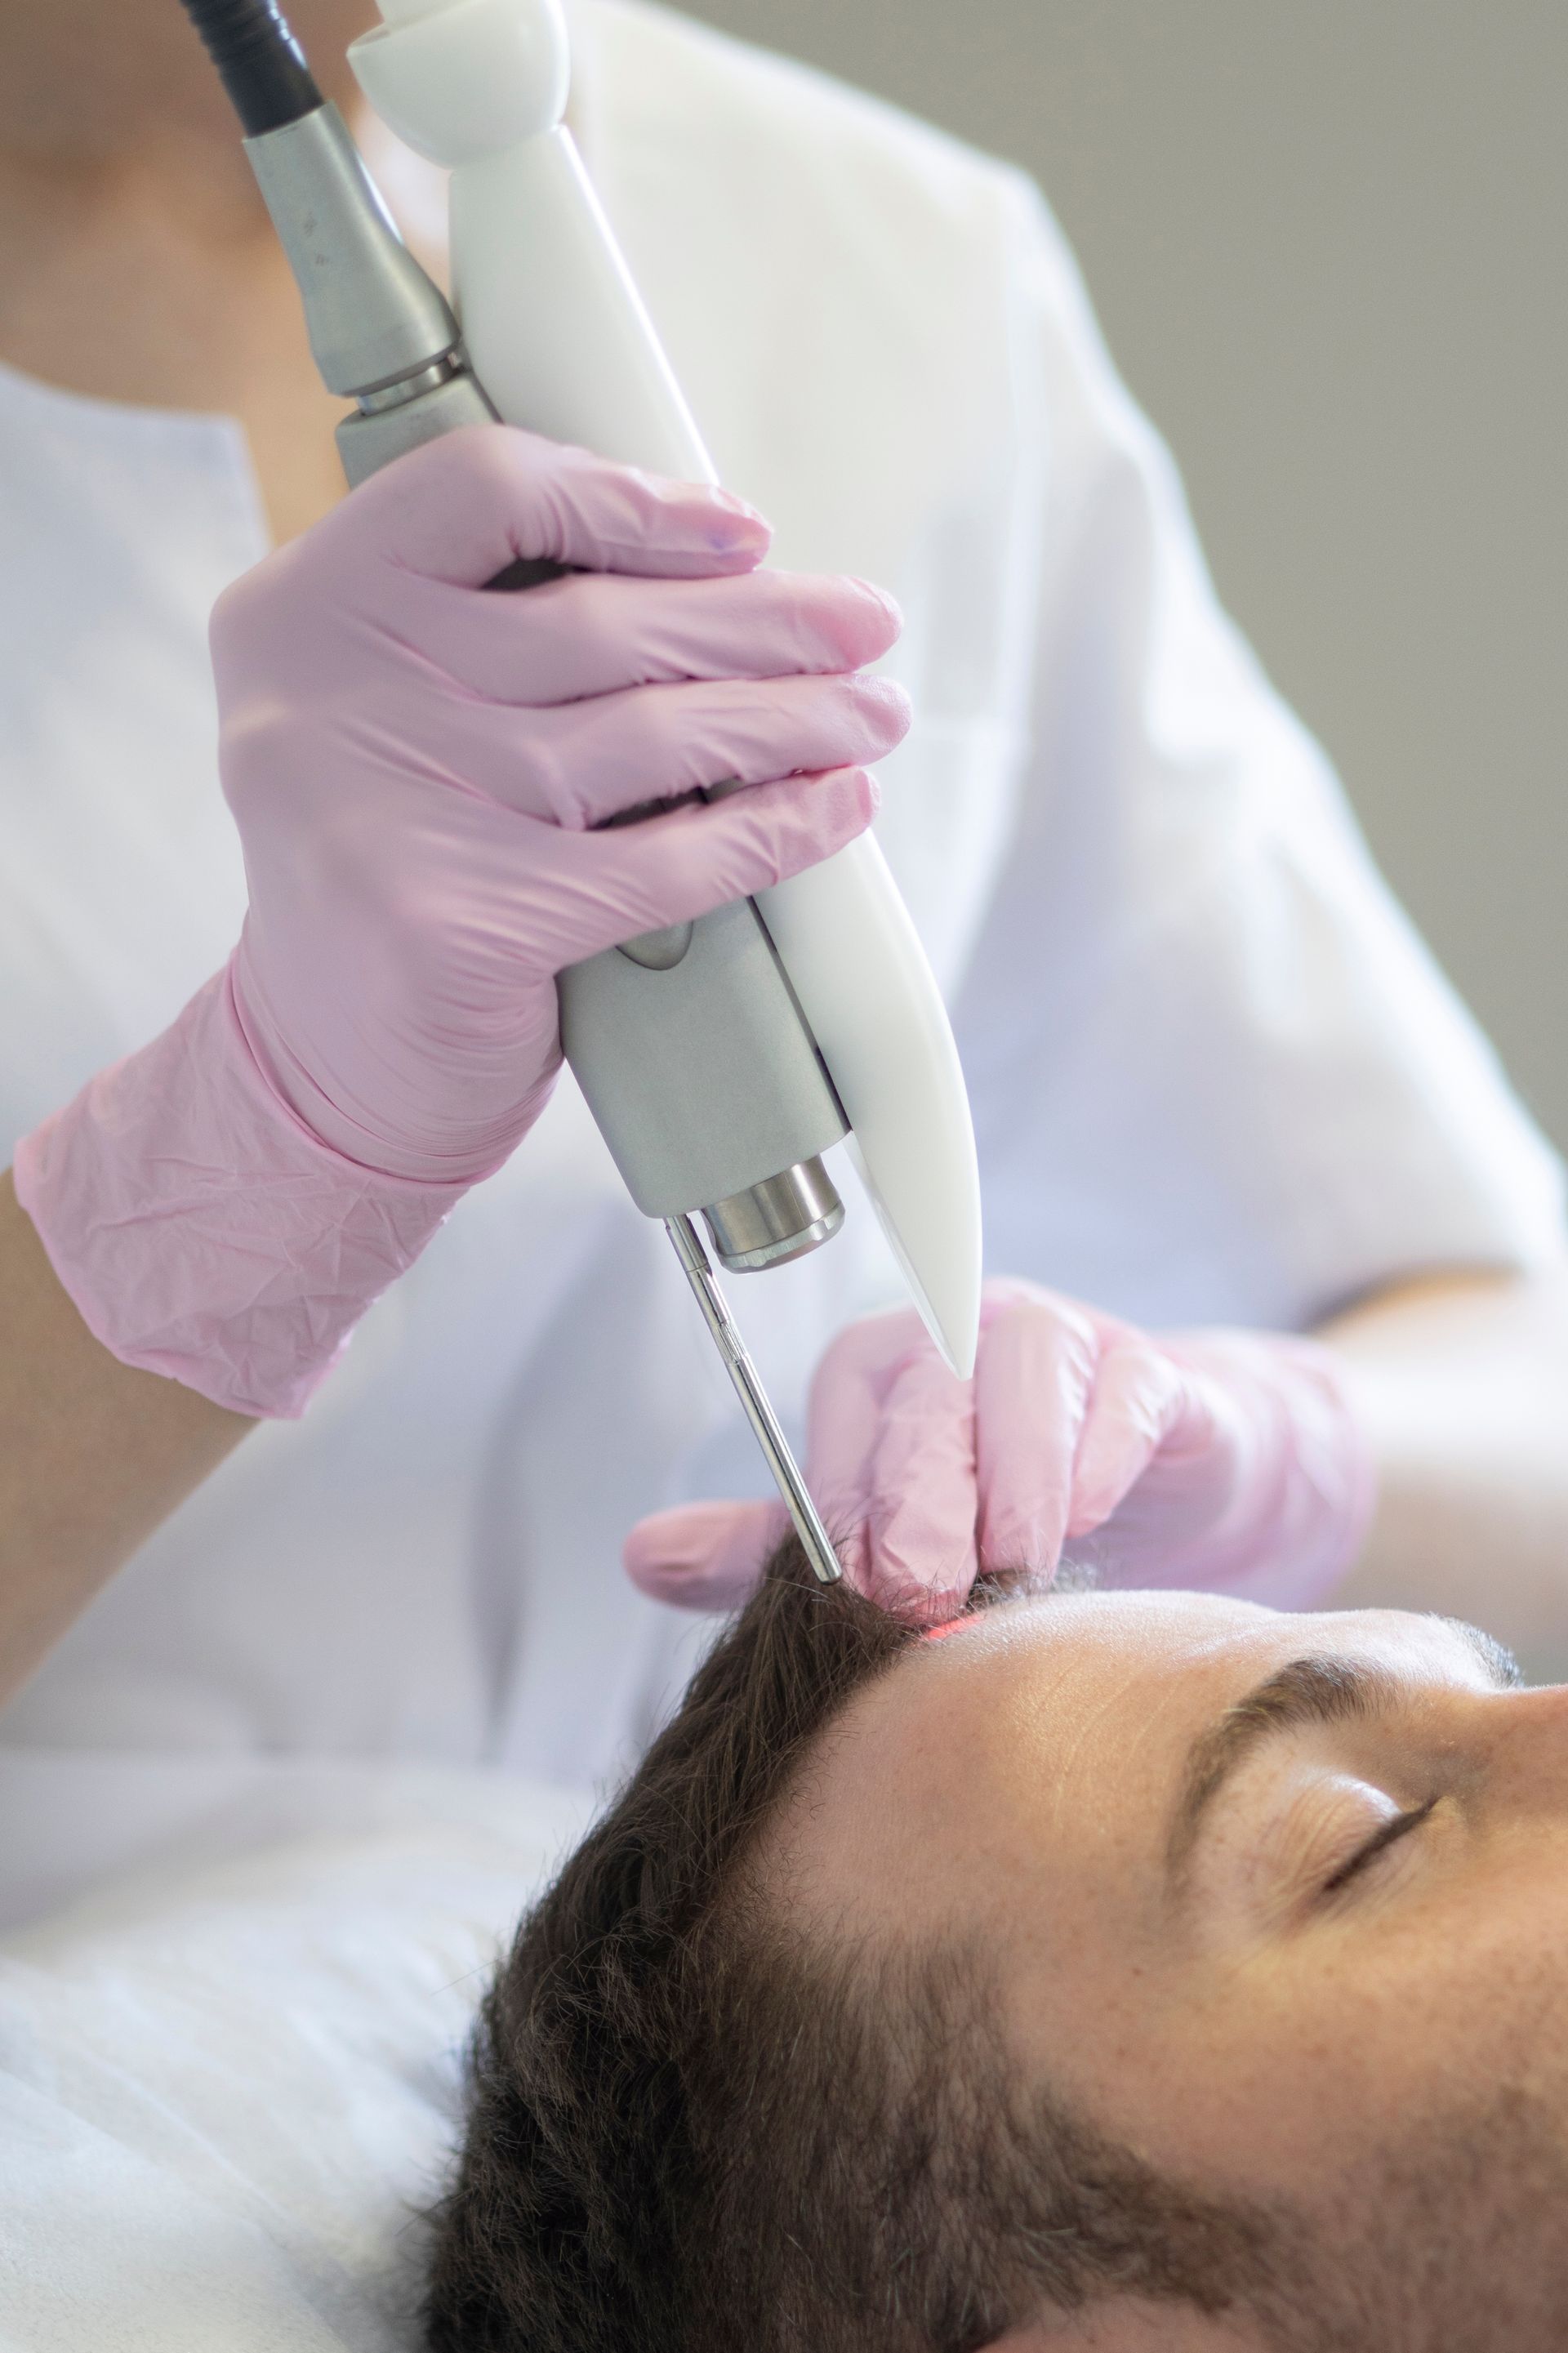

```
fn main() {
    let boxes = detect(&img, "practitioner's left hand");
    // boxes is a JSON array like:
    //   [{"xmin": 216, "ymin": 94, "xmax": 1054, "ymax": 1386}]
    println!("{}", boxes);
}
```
[{"xmin": 623, "ymin": 1279, "xmax": 1376, "ymax": 1621}]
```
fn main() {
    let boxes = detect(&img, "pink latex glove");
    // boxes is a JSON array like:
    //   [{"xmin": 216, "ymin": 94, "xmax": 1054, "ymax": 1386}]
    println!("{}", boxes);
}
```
[
  {"xmin": 16, "ymin": 426, "xmax": 907, "ymax": 1418},
  {"xmin": 623, "ymin": 1280, "xmax": 1377, "ymax": 1621}
]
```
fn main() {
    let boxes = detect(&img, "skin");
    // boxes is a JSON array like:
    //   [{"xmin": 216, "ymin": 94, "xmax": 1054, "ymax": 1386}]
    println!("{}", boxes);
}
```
[
  {"xmin": 0, "ymin": 1172, "xmax": 249, "ymax": 1702},
  {"xmin": 1, "ymin": 4, "xmax": 1566, "ymax": 1697},
  {"xmin": 0, "ymin": 2, "xmax": 380, "ymax": 542},
  {"xmin": 774, "ymin": 1590, "xmax": 1568, "ymax": 2349}
]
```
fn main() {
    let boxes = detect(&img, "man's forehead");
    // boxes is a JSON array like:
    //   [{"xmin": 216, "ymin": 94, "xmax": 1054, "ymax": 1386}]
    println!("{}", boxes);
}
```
[
  {"xmin": 869, "ymin": 1593, "xmax": 1282, "ymax": 1829},
  {"xmin": 905, "ymin": 1589, "xmax": 1281, "ymax": 1754},
  {"xmin": 773, "ymin": 1592, "xmax": 1263, "ymax": 1920}
]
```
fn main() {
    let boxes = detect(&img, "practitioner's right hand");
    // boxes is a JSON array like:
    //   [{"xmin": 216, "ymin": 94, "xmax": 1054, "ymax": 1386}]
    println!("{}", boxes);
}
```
[
  {"xmin": 16, "ymin": 426, "xmax": 906, "ymax": 1418},
  {"xmin": 216, "ymin": 424, "xmax": 906, "ymax": 1183}
]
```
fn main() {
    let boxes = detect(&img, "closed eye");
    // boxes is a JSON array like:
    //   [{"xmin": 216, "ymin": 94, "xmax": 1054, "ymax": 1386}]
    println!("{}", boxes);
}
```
[{"xmin": 1321, "ymin": 1796, "xmax": 1439, "ymax": 1896}]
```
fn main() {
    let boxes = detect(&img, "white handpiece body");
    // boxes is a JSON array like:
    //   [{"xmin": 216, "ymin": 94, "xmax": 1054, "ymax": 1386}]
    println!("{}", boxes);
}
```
[{"xmin": 350, "ymin": 0, "xmax": 982, "ymax": 1375}]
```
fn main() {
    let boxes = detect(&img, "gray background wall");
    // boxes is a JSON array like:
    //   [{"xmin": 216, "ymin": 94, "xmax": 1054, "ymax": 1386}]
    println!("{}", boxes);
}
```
[{"xmin": 677, "ymin": 0, "xmax": 1568, "ymax": 1153}]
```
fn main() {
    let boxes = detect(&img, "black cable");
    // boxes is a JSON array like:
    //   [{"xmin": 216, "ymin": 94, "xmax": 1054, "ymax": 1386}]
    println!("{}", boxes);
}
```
[{"xmin": 176, "ymin": 0, "xmax": 323, "ymax": 137}]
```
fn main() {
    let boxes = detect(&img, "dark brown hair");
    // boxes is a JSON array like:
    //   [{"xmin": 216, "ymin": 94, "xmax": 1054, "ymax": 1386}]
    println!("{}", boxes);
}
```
[{"xmin": 424, "ymin": 1544, "xmax": 1309, "ymax": 2351}]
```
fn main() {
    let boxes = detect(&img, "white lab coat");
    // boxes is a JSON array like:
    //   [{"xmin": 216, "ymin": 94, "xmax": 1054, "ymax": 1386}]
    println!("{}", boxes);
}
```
[{"xmin": 0, "ymin": 0, "xmax": 1560, "ymax": 1914}]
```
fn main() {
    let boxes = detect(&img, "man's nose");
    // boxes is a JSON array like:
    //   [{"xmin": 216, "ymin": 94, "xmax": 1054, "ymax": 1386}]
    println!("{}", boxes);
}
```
[{"xmin": 1479, "ymin": 1681, "xmax": 1568, "ymax": 1814}]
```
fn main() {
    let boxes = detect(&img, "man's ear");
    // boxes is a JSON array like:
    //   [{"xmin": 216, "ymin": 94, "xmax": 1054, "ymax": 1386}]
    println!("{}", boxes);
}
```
[{"xmin": 989, "ymin": 2300, "xmax": 1269, "ymax": 2353}]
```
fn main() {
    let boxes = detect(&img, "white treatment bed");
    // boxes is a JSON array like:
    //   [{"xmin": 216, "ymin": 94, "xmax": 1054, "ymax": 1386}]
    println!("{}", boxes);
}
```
[{"xmin": 0, "ymin": 1757, "xmax": 593, "ymax": 2351}]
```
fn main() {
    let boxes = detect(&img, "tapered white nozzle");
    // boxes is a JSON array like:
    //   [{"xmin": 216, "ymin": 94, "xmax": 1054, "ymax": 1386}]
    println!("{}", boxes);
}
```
[{"xmin": 758, "ymin": 836, "xmax": 982, "ymax": 1380}]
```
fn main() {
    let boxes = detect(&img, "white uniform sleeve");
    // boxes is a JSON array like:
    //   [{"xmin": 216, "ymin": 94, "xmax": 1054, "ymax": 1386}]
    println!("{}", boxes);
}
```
[{"xmin": 956, "ymin": 177, "xmax": 1566, "ymax": 1332}]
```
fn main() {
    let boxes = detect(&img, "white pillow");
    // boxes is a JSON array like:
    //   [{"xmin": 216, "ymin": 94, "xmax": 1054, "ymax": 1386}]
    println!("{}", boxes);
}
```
[{"xmin": 0, "ymin": 1763, "xmax": 592, "ymax": 2352}]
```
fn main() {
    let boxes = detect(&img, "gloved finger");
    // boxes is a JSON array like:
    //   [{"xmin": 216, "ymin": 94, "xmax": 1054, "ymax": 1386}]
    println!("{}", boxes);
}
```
[
  {"xmin": 1063, "ymin": 1335, "xmax": 1195, "ymax": 1539},
  {"xmin": 862, "ymin": 1345, "xmax": 980, "ymax": 1617},
  {"xmin": 392, "ymin": 566, "xmax": 903, "ymax": 706},
  {"xmin": 621, "ymin": 1500, "xmax": 786, "ymax": 1612},
  {"xmin": 973, "ymin": 1290, "xmax": 1104, "ymax": 1577},
  {"xmin": 799, "ymin": 1308, "xmax": 935, "ymax": 1581},
  {"xmin": 447, "ymin": 669, "xmax": 911, "ymax": 830},
  {"xmin": 561, "ymin": 763, "xmax": 879, "ymax": 953},
  {"xmin": 340, "ymin": 424, "xmax": 772, "ymax": 586}
]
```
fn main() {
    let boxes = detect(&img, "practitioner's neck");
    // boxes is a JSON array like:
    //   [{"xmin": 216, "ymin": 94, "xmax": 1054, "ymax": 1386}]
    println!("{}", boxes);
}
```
[{"xmin": 0, "ymin": 7, "xmax": 376, "ymax": 540}]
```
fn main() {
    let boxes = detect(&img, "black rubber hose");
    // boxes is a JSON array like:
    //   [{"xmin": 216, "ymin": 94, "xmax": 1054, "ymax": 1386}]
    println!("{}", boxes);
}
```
[{"xmin": 176, "ymin": 0, "xmax": 323, "ymax": 137}]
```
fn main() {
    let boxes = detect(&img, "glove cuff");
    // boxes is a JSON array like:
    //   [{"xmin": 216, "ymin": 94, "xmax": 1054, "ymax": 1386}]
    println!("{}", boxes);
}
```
[{"xmin": 13, "ymin": 960, "xmax": 468, "ymax": 1419}]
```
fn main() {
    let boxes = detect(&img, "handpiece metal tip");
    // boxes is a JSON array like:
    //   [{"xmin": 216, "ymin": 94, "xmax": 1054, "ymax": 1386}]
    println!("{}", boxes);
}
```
[
  {"xmin": 800, "ymin": 1528, "xmax": 843, "ymax": 1585},
  {"xmin": 665, "ymin": 1214, "xmax": 842, "ymax": 1588}
]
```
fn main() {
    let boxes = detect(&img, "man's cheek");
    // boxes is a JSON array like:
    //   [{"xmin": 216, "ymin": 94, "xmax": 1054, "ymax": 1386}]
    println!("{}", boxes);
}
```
[{"xmin": 1071, "ymin": 1939, "xmax": 1460, "ymax": 2196}]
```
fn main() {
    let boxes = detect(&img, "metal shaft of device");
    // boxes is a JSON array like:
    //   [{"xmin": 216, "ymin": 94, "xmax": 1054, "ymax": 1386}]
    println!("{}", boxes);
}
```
[{"xmin": 665, "ymin": 1215, "xmax": 842, "ymax": 1586}]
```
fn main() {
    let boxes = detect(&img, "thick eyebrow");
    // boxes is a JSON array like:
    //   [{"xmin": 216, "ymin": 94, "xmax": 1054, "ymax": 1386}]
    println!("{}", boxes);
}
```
[{"xmin": 1165, "ymin": 1620, "xmax": 1519, "ymax": 1887}]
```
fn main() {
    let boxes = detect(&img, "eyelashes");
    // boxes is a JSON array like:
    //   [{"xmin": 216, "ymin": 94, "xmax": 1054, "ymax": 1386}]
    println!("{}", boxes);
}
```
[{"xmin": 1321, "ymin": 1795, "xmax": 1440, "ymax": 1896}]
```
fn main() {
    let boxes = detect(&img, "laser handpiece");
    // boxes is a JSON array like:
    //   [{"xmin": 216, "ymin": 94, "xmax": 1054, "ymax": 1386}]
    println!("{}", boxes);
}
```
[{"xmin": 175, "ymin": 0, "xmax": 984, "ymax": 1589}]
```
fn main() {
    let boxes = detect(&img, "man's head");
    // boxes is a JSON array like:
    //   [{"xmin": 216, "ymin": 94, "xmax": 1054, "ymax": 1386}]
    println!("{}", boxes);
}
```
[{"xmin": 425, "ymin": 1549, "xmax": 1568, "ymax": 2351}]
